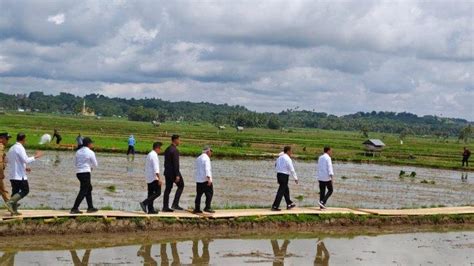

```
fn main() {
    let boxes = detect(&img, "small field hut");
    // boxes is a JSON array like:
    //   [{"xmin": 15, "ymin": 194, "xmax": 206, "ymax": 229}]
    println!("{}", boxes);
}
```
[{"xmin": 363, "ymin": 139, "xmax": 386, "ymax": 156}]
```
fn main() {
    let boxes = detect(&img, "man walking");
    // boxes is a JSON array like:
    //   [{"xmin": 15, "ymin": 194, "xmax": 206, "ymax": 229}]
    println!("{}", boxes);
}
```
[
  {"xmin": 70, "ymin": 137, "xmax": 98, "ymax": 214},
  {"xmin": 163, "ymin": 135, "xmax": 184, "ymax": 212},
  {"xmin": 272, "ymin": 146, "xmax": 298, "ymax": 211},
  {"xmin": 140, "ymin": 142, "xmax": 163, "ymax": 214},
  {"xmin": 5, "ymin": 133, "xmax": 43, "ymax": 215},
  {"xmin": 127, "ymin": 135, "xmax": 136, "ymax": 161},
  {"xmin": 317, "ymin": 146, "xmax": 334, "ymax": 210},
  {"xmin": 462, "ymin": 147, "xmax": 471, "ymax": 167},
  {"xmin": 193, "ymin": 146, "xmax": 214, "ymax": 214},
  {"xmin": 0, "ymin": 132, "xmax": 11, "ymax": 204}
]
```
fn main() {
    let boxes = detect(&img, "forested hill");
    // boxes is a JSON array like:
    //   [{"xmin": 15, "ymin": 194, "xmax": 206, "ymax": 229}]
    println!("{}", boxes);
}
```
[{"xmin": 0, "ymin": 91, "xmax": 471, "ymax": 136}]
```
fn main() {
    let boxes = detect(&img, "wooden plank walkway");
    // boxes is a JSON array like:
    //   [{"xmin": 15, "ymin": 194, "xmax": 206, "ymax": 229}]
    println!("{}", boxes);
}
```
[{"xmin": 0, "ymin": 206, "xmax": 473, "ymax": 221}]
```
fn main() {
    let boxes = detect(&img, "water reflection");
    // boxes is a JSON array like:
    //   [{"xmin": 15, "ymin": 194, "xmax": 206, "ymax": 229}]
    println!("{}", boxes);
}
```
[
  {"xmin": 70, "ymin": 250, "xmax": 91, "ymax": 266},
  {"xmin": 0, "ymin": 251, "xmax": 16, "ymax": 266},
  {"xmin": 136, "ymin": 245, "xmax": 156, "ymax": 266},
  {"xmin": 192, "ymin": 239, "xmax": 210, "ymax": 265},
  {"xmin": 271, "ymin": 239, "xmax": 290, "ymax": 266},
  {"xmin": 314, "ymin": 241, "xmax": 330, "ymax": 266},
  {"xmin": 160, "ymin": 242, "xmax": 180, "ymax": 266},
  {"xmin": 461, "ymin": 172, "xmax": 468, "ymax": 183}
]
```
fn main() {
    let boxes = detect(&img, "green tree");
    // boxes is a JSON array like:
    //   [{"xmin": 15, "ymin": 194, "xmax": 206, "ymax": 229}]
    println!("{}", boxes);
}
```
[{"xmin": 127, "ymin": 106, "xmax": 158, "ymax": 122}]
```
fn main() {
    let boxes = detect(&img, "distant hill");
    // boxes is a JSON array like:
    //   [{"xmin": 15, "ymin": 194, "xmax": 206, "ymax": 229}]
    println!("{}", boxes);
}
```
[{"xmin": 0, "ymin": 91, "xmax": 471, "ymax": 136}]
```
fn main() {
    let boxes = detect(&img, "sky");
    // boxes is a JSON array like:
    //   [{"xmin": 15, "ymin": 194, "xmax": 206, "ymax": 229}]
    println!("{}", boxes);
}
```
[{"xmin": 0, "ymin": 1, "xmax": 473, "ymax": 120}]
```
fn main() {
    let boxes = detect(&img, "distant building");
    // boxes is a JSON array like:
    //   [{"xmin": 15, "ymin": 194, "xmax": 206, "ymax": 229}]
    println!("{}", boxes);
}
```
[
  {"xmin": 81, "ymin": 99, "xmax": 95, "ymax": 116},
  {"xmin": 363, "ymin": 139, "xmax": 386, "ymax": 156}
]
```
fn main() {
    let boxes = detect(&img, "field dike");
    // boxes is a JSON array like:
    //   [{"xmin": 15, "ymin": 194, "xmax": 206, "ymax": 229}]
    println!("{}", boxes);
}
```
[{"xmin": 0, "ymin": 213, "xmax": 473, "ymax": 237}]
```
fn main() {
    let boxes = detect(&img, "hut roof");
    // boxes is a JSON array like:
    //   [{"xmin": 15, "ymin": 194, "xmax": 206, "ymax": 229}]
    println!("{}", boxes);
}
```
[{"xmin": 363, "ymin": 139, "xmax": 386, "ymax": 147}]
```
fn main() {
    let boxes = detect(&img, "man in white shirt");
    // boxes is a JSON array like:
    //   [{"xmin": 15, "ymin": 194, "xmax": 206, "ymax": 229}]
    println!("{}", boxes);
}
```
[
  {"xmin": 317, "ymin": 146, "xmax": 334, "ymax": 210},
  {"xmin": 193, "ymin": 146, "xmax": 214, "ymax": 213},
  {"xmin": 272, "ymin": 146, "xmax": 298, "ymax": 211},
  {"xmin": 140, "ymin": 142, "xmax": 163, "ymax": 214},
  {"xmin": 71, "ymin": 137, "xmax": 98, "ymax": 214},
  {"xmin": 5, "ymin": 133, "xmax": 43, "ymax": 215}
]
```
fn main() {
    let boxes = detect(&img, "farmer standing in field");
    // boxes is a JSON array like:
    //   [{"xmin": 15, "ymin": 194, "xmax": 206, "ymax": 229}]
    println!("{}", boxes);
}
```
[
  {"xmin": 139, "ymin": 141, "xmax": 163, "ymax": 214},
  {"xmin": 317, "ymin": 146, "xmax": 334, "ymax": 210},
  {"xmin": 462, "ymin": 147, "xmax": 471, "ymax": 167},
  {"xmin": 70, "ymin": 137, "xmax": 98, "ymax": 214},
  {"xmin": 52, "ymin": 128, "xmax": 62, "ymax": 145},
  {"xmin": 76, "ymin": 133, "xmax": 83, "ymax": 149},
  {"xmin": 193, "ymin": 146, "xmax": 215, "ymax": 213},
  {"xmin": 127, "ymin": 135, "xmax": 136, "ymax": 161},
  {"xmin": 0, "ymin": 132, "xmax": 11, "ymax": 204},
  {"xmin": 272, "ymin": 146, "xmax": 298, "ymax": 211},
  {"xmin": 163, "ymin": 135, "xmax": 185, "ymax": 212},
  {"xmin": 5, "ymin": 133, "xmax": 43, "ymax": 215}
]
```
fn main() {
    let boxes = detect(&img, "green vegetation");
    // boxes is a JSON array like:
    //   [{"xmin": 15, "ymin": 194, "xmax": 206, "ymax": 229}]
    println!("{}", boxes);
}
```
[
  {"xmin": 295, "ymin": 195, "xmax": 305, "ymax": 201},
  {"xmin": 101, "ymin": 205, "xmax": 114, "ymax": 211},
  {"xmin": 420, "ymin": 179, "xmax": 436, "ymax": 185},
  {"xmin": 0, "ymin": 112, "xmax": 472, "ymax": 170},
  {"xmin": 340, "ymin": 176, "xmax": 348, "ymax": 180},
  {"xmin": 409, "ymin": 171, "xmax": 417, "ymax": 178},
  {"xmin": 105, "ymin": 185, "xmax": 117, "ymax": 193},
  {"xmin": 373, "ymin": 175, "xmax": 383, "ymax": 179}
]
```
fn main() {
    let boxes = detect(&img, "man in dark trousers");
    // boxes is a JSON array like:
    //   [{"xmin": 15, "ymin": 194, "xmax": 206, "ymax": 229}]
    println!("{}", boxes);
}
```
[
  {"xmin": 140, "ymin": 142, "xmax": 163, "ymax": 214},
  {"xmin": 52, "ymin": 129, "xmax": 62, "ymax": 145},
  {"xmin": 462, "ymin": 147, "xmax": 471, "ymax": 167},
  {"xmin": 272, "ymin": 146, "xmax": 298, "ymax": 211},
  {"xmin": 163, "ymin": 135, "xmax": 184, "ymax": 212}
]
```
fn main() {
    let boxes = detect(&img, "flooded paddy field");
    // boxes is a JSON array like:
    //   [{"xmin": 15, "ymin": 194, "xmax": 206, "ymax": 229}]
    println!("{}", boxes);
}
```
[
  {"xmin": 0, "ymin": 230, "xmax": 472, "ymax": 265},
  {"xmin": 5, "ymin": 150, "xmax": 473, "ymax": 211}
]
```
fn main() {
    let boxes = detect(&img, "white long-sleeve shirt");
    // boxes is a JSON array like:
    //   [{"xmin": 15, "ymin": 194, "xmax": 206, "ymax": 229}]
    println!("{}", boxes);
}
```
[
  {"xmin": 275, "ymin": 153, "xmax": 298, "ymax": 180},
  {"xmin": 75, "ymin": 147, "xmax": 98, "ymax": 174},
  {"xmin": 145, "ymin": 150, "xmax": 160, "ymax": 184},
  {"xmin": 317, "ymin": 153, "xmax": 334, "ymax": 181},
  {"xmin": 7, "ymin": 142, "xmax": 35, "ymax": 180},
  {"xmin": 194, "ymin": 153, "xmax": 212, "ymax": 183}
]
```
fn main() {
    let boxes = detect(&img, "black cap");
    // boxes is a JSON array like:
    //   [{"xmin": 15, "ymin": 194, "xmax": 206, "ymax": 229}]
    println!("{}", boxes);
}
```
[
  {"xmin": 82, "ymin": 137, "xmax": 93, "ymax": 146},
  {"xmin": 0, "ymin": 132, "xmax": 11, "ymax": 139}
]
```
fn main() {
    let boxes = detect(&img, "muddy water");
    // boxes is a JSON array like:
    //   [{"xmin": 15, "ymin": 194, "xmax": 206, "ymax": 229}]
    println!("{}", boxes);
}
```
[
  {"xmin": 0, "ymin": 231, "xmax": 472, "ymax": 265},
  {"xmin": 3, "ymin": 150, "xmax": 473, "ymax": 210}
]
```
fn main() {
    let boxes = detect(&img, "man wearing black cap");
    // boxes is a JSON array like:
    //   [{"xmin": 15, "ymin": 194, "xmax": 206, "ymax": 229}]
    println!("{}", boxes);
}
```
[
  {"xmin": 163, "ymin": 135, "xmax": 184, "ymax": 212},
  {"xmin": 70, "ymin": 137, "xmax": 98, "ymax": 214},
  {"xmin": 5, "ymin": 133, "xmax": 43, "ymax": 215},
  {"xmin": 0, "ymin": 132, "xmax": 11, "ymax": 204}
]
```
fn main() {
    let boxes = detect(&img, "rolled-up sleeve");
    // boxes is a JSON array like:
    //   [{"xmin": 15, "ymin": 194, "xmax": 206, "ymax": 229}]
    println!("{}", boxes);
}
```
[
  {"xmin": 19, "ymin": 147, "xmax": 35, "ymax": 164},
  {"xmin": 327, "ymin": 158, "xmax": 334, "ymax": 176},
  {"xmin": 153, "ymin": 155, "xmax": 160, "ymax": 175},
  {"xmin": 287, "ymin": 157, "xmax": 298, "ymax": 180},
  {"xmin": 205, "ymin": 158, "xmax": 212, "ymax": 182}
]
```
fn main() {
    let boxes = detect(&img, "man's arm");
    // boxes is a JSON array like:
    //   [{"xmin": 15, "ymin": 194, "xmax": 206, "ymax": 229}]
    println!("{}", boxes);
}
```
[
  {"xmin": 205, "ymin": 158, "xmax": 212, "ymax": 185},
  {"xmin": 287, "ymin": 157, "xmax": 298, "ymax": 184},
  {"xmin": 172, "ymin": 149, "xmax": 181, "ymax": 180},
  {"xmin": 19, "ymin": 147, "xmax": 36, "ymax": 164},
  {"xmin": 327, "ymin": 157, "xmax": 334, "ymax": 180},
  {"xmin": 90, "ymin": 151, "xmax": 98, "ymax": 168},
  {"xmin": 153, "ymin": 155, "xmax": 162, "ymax": 185}
]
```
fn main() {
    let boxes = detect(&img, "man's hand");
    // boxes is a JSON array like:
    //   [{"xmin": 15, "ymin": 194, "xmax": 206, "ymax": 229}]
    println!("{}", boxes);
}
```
[
  {"xmin": 175, "ymin": 176, "xmax": 181, "ymax": 183},
  {"xmin": 158, "ymin": 179, "xmax": 163, "ymax": 186},
  {"xmin": 295, "ymin": 179, "xmax": 299, "ymax": 185},
  {"xmin": 207, "ymin": 180, "xmax": 212, "ymax": 186},
  {"xmin": 26, "ymin": 167, "xmax": 31, "ymax": 173},
  {"xmin": 34, "ymin": 150, "xmax": 43, "ymax": 159}
]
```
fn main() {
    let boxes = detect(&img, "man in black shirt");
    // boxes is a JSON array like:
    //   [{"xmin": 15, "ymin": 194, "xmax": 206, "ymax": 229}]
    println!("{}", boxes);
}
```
[
  {"xmin": 163, "ymin": 135, "xmax": 184, "ymax": 212},
  {"xmin": 462, "ymin": 147, "xmax": 471, "ymax": 167}
]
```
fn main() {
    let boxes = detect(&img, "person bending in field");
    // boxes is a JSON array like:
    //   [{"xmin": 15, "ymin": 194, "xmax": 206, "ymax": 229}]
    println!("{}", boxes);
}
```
[
  {"xmin": 271, "ymin": 146, "xmax": 298, "ymax": 211},
  {"xmin": 462, "ymin": 147, "xmax": 471, "ymax": 167},
  {"xmin": 140, "ymin": 142, "xmax": 163, "ymax": 214},
  {"xmin": 52, "ymin": 128, "xmax": 62, "ymax": 145},
  {"xmin": 317, "ymin": 146, "xmax": 334, "ymax": 210},
  {"xmin": 127, "ymin": 135, "xmax": 136, "ymax": 161},
  {"xmin": 70, "ymin": 137, "xmax": 98, "ymax": 214},
  {"xmin": 5, "ymin": 133, "xmax": 43, "ymax": 215}
]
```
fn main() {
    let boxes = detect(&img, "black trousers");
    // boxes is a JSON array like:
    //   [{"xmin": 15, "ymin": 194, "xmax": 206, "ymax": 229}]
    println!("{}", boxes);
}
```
[
  {"xmin": 319, "ymin": 180, "xmax": 333, "ymax": 205},
  {"xmin": 72, "ymin": 172, "xmax": 94, "ymax": 210},
  {"xmin": 163, "ymin": 175, "xmax": 184, "ymax": 209},
  {"xmin": 272, "ymin": 173, "xmax": 292, "ymax": 208},
  {"xmin": 127, "ymin": 145, "xmax": 135, "ymax": 155},
  {"xmin": 462, "ymin": 157, "xmax": 469, "ymax": 167},
  {"xmin": 195, "ymin": 182, "xmax": 213, "ymax": 210},
  {"xmin": 143, "ymin": 180, "xmax": 161, "ymax": 212},
  {"xmin": 10, "ymin": 179, "xmax": 29, "ymax": 199}
]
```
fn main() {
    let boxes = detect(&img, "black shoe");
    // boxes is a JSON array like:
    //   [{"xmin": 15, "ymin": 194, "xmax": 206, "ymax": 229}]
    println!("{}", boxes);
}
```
[
  {"xmin": 271, "ymin": 207, "xmax": 281, "ymax": 211},
  {"xmin": 70, "ymin": 209, "xmax": 83, "ymax": 214},
  {"xmin": 139, "ymin": 202, "xmax": 147, "ymax": 213},
  {"xmin": 193, "ymin": 209, "xmax": 203, "ymax": 214},
  {"xmin": 87, "ymin": 208, "xmax": 99, "ymax": 213},
  {"xmin": 172, "ymin": 205, "xmax": 184, "ymax": 211},
  {"xmin": 148, "ymin": 210, "xmax": 159, "ymax": 214},
  {"xmin": 162, "ymin": 208, "xmax": 174, "ymax": 212},
  {"xmin": 287, "ymin": 203, "xmax": 296, "ymax": 210},
  {"xmin": 204, "ymin": 208, "xmax": 215, "ymax": 213}
]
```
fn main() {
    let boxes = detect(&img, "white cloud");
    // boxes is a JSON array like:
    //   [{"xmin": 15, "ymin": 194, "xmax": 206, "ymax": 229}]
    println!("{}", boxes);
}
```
[{"xmin": 47, "ymin": 13, "xmax": 65, "ymax": 25}]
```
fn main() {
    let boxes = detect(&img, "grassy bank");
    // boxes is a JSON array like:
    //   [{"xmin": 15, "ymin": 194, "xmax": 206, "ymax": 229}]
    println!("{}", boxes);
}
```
[
  {"xmin": 1, "ymin": 112, "xmax": 472, "ymax": 170},
  {"xmin": 0, "ymin": 213, "xmax": 473, "ymax": 237}
]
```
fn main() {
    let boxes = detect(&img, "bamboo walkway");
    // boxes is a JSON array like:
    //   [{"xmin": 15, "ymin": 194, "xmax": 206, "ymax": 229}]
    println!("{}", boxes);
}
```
[{"xmin": 1, "ymin": 206, "xmax": 473, "ymax": 221}]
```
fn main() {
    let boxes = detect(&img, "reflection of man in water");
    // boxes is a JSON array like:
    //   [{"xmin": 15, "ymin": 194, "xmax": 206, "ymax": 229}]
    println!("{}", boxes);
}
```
[
  {"xmin": 314, "ymin": 241, "xmax": 330, "ymax": 266},
  {"xmin": 70, "ymin": 249, "xmax": 91, "ymax": 266},
  {"xmin": 160, "ymin": 242, "xmax": 180, "ymax": 266},
  {"xmin": 0, "ymin": 251, "xmax": 16, "ymax": 266},
  {"xmin": 192, "ymin": 239, "xmax": 210, "ymax": 265},
  {"xmin": 271, "ymin": 239, "xmax": 290, "ymax": 266},
  {"xmin": 137, "ymin": 245, "xmax": 157, "ymax": 266}
]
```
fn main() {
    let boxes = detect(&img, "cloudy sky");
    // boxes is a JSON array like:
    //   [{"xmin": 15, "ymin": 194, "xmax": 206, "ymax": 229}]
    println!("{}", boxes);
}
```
[{"xmin": 0, "ymin": 1, "xmax": 473, "ymax": 120}]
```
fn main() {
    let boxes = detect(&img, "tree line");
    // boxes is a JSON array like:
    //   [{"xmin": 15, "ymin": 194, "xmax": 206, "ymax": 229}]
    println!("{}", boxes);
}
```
[{"xmin": 0, "ymin": 91, "xmax": 471, "ymax": 138}]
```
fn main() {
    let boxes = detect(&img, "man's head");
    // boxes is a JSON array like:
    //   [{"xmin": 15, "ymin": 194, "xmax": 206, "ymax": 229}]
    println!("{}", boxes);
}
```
[
  {"xmin": 464, "ymin": 147, "xmax": 467, "ymax": 151},
  {"xmin": 82, "ymin": 137, "xmax": 94, "ymax": 148},
  {"xmin": 171, "ymin": 134, "xmax": 180, "ymax": 146},
  {"xmin": 153, "ymin": 141, "xmax": 163, "ymax": 153},
  {"xmin": 283, "ymin": 146, "xmax": 292, "ymax": 156},
  {"xmin": 0, "ymin": 132, "xmax": 11, "ymax": 145},
  {"xmin": 203, "ymin": 146, "xmax": 213, "ymax": 157},
  {"xmin": 16, "ymin": 133, "xmax": 26, "ymax": 144},
  {"xmin": 324, "ymin": 146, "xmax": 332, "ymax": 156}
]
